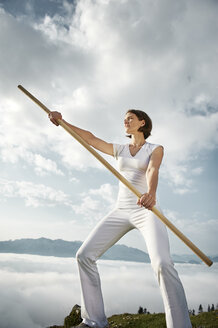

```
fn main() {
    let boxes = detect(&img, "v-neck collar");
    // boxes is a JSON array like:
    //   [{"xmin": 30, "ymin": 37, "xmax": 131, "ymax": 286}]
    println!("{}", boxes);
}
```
[{"xmin": 128, "ymin": 142, "xmax": 146, "ymax": 157}]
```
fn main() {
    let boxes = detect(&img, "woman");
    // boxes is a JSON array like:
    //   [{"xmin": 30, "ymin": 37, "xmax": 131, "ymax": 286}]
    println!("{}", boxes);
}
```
[{"xmin": 49, "ymin": 109, "xmax": 192, "ymax": 328}]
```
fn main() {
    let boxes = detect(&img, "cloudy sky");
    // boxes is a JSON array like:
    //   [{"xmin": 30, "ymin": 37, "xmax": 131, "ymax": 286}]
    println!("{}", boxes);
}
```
[{"xmin": 0, "ymin": 0, "xmax": 218, "ymax": 259}]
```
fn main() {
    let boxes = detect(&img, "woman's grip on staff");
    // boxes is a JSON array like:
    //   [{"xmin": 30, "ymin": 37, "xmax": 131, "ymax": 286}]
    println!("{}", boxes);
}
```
[{"xmin": 48, "ymin": 111, "xmax": 62, "ymax": 126}]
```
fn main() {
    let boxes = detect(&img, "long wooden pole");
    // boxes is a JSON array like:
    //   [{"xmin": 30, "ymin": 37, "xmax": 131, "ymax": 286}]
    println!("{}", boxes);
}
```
[{"xmin": 18, "ymin": 85, "xmax": 213, "ymax": 267}]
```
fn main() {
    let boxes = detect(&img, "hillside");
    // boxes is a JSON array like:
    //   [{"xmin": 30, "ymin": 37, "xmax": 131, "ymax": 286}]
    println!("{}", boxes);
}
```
[
  {"xmin": 0, "ymin": 237, "xmax": 216, "ymax": 264},
  {"xmin": 47, "ymin": 305, "xmax": 218, "ymax": 328}
]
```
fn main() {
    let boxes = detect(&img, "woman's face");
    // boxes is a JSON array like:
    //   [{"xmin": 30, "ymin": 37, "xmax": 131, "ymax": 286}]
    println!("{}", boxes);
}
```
[{"xmin": 124, "ymin": 112, "xmax": 145, "ymax": 135}]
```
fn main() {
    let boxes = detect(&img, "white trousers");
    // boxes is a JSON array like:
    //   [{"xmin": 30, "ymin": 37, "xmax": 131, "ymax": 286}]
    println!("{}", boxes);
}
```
[{"xmin": 76, "ymin": 206, "xmax": 192, "ymax": 328}]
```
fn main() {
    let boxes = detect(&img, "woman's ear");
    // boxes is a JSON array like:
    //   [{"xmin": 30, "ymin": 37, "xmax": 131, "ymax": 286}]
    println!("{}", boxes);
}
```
[{"xmin": 141, "ymin": 120, "xmax": 145, "ymax": 127}]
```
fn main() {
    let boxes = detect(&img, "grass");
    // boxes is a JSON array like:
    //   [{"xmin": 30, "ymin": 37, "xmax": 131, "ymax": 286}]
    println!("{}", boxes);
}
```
[
  {"xmin": 107, "ymin": 311, "xmax": 218, "ymax": 328},
  {"xmin": 48, "ymin": 310, "xmax": 218, "ymax": 328},
  {"xmin": 191, "ymin": 311, "xmax": 218, "ymax": 328},
  {"xmin": 108, "ymin": 313, "xmax": 166, "ymax": 328}
]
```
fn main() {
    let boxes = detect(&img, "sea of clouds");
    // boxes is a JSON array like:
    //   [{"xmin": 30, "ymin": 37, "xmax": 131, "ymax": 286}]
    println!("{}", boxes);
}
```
[{"xmin": 0, "ymin": 253, "xmax": 217, "ymax": 328}]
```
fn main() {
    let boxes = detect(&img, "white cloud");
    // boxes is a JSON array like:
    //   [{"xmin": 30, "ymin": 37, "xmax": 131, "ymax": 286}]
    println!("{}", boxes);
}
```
[
  {"xmin": 0, "ymin": 254, "xmax": 78, "ymax": 328},
  {"xmin": 72, "ymin": 183, "xmax": 118, "ymax": 223},
  {"xmin": 0, "ymin": 254, "xmax": 217, "ymax": 328},
  {"xmin": 70, "ymin": 176, "xmax": 79, "ymax": 183},
  {"xmin": 0, "ymin": 179, "xmax": 118, "ymax": 229},
  {"xmin": 0, "ymin": 0, "xmax": 216, "ymax": 188},
  {"xmin": 1, "ymin": 146, "xmax": 64, "ymax": 176},
  {"xmin": 0, "ymin": 96, "xmax": 64, "ymax": 177},
  {"xmin": 163, "ymin": 209, "xmax": 218, "ymax": 256},
  {"xmin": 191, "ymin": 167, "xmax": 203, "ymax": 176},
  {"xmin": 72, "ymin": 195, "xmax": 100, "ymax": 214},
  {"xmin": 88, "ymin": 183, "xmax": 117, "ymax": 205},
  {"xmin": 0, "ymin": 178, "xmax": 72, "ymax": 208},
  {"xmin": 51, "ymin": 136, "xmax": 104, "ymax": 171}
]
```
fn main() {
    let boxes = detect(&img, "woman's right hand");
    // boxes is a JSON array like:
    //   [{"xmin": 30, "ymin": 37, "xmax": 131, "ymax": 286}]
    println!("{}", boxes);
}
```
[{"xmin": 48, "ymin": 111, "xmax": 62, "ymax": 126}]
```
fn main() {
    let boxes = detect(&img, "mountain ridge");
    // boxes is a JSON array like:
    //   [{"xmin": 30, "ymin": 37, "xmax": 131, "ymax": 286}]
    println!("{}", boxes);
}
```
[{"xmin": 0, "ymin": 237, "xmax": 216, "ymax": 264}]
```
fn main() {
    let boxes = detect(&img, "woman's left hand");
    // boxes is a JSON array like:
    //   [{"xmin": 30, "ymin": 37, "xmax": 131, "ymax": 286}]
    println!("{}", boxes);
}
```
[{"xmin": 137, "ymin": 193, "xmax": 156, "ymax": 210}]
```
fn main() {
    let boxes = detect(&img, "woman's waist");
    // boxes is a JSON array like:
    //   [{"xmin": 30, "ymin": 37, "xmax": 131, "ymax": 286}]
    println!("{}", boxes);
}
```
[
  {"xmin": 118, "ymin": 180, "xmax": 147, "ymax": 194},
  {"xmin": 116, "ymin": 185, "xmax": 146, "ymax": 206},
  {"xmin": 116, "ymin": 191, "xmax": 160, "ymax": 209}
]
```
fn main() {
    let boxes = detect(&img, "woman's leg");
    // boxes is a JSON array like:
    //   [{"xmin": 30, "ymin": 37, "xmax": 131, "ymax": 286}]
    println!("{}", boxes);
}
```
[
  {"xmin": 131, "ymin": 207, "xmax": 192, "ymax": 328},
  {"xmin": 76, "ymin": 208, "xmax": 133, "ymax": 328}
]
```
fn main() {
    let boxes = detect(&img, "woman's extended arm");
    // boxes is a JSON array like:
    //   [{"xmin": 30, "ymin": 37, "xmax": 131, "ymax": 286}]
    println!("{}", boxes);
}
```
[
  {"xmin": 49, "ymin": 111, "xmax": 114, "ymax": 156},
  {"xmin": 137, "ymin": 146, "xmax": 164, "ymax": 210}
]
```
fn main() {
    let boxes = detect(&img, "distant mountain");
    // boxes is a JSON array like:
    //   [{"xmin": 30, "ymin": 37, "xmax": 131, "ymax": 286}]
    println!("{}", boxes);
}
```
[
  {"xmin": 171, "ymin": 253, "xmax": 202, "ymax": 264},
  {"xmin": 0, "ymin": 238, "xmax": 150, "ymax": 263},
  {"xmin": 0, "ymin": 238, "xmax": 216, "ymax": 264},
  {"xmin": 211, "ymin": 256, "xmax": 218, "ymax": 262},
  {"xmin": 171, "ymin": 254, "xmax": 217, "ymax": 264}
]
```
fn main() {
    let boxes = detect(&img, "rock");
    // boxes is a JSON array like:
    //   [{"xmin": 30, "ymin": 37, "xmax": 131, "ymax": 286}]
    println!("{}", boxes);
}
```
[{"xmin": 64, "ymin": 304, "xmax": 82, "ymax": 328}]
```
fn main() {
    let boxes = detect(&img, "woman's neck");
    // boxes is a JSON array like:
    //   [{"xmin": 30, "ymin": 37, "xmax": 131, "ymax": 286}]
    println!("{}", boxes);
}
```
[{"xmin": 130, "ymin": 134, "xmax": 146, "ymax": 147}]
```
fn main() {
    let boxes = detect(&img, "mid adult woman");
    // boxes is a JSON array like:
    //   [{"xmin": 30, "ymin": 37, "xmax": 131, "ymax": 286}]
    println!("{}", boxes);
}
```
[{"xmin": 49, "ymin": 109, "xmax": 192, "ymax": 328}]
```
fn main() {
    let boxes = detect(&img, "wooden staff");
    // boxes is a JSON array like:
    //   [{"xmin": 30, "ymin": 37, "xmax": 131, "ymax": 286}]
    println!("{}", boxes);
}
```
[{"xmin": 17, "ymin": 85, "xmax": 213, "ymax": 267}]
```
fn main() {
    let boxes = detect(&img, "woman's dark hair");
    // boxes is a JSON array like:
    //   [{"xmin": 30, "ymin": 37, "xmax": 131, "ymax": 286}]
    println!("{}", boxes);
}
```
[{"xmin": 126, "ymin": 109, "xmax": 152, "ymax": 139}]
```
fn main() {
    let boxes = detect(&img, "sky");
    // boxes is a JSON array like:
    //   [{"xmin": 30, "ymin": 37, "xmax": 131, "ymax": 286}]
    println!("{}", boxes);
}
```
[
  {"xmin": 0, "ymin": 0, "xmax": 218, "ymax": 258},
  {"xmin": 0, "ymin": 253, "xmax": 218, "ymax": 328}
]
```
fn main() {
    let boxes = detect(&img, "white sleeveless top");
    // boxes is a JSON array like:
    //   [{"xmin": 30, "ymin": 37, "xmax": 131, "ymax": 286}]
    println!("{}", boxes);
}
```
[{"xmin": 113, "ymin": 142, "xmax": 161, "ymax": 208}]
